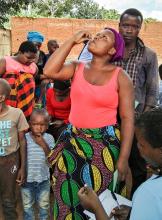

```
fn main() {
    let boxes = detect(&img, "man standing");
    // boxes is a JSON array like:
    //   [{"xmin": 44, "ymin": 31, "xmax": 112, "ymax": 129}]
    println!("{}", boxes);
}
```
[
  {"xmin": 78, "ymin": 8, "xmax": 159, "ymax": 195},
  {"xmin": 118, "ymin": 8, "xmax": 158, "ymax": 113},
  {"xmin": 117, "ymin": 8, "xmax": 158, "ymax": 195}
]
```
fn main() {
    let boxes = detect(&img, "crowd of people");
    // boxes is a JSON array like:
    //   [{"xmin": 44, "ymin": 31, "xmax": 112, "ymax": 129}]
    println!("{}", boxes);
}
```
[{"xmin": 0, "ymin": 7, "xmax": 161, "ymax": 220}]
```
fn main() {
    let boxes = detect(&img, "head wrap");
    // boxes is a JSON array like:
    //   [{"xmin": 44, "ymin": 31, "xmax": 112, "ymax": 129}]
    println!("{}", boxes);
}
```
[
  {"xmin": 27, "ymin": 31, "xmax": 44, "ymax": 43},
  {"xmin": 105, "ymin": 27, "xmax": 125, "ymax": 62},
  {"xmin": 54, "ymin": 80, "xmax": 71, "ymax": 91}
]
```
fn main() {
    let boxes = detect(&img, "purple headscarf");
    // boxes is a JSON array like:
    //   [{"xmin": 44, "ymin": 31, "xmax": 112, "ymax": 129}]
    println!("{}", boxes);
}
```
[{"xmin": 105, "ymin": 27, "xmax": 125, "ymax": 62}]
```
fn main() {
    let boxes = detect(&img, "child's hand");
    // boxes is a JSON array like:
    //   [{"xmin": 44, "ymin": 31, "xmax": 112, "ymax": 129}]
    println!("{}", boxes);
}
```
[
  {"xmin": 111, "ymin": 205, "xmax": 131, "ymax": 220},
  {"xmin": 31, "ymin": 134, "xmax": 50, "ymax": 156},
  {"xmin": 32, "ymin": 134, "xmax": 46, "ymax": 148},
  {"xmin": 72, "ymin": 31, "xmax": 92, "ymax": 45},
  {"xmin": 16, "ymin": 167, "xmax": 26, "ymax": 185},
  {"xmin": 78, "ymin": 185, "xmax": 101, "ymax": 213}
]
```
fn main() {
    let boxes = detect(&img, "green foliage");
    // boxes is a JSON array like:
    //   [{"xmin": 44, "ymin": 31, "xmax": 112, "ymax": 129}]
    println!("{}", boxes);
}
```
[
  {"xmin": 24, "ymin": 0, "xmax": 102, "ymax": 18},
  {"xmin": 144, "ymin": 17, "xmax": 158, "ymax": 23},
  {"xmin": 100, "ymin": 8, "xmax": 120, "ymax": 20},
  {"xmin": 0, "ymin": 0, "xmax": 158, "ymax": 29},
  {"xmin": 31, "ymin": 0, "xmax": 67, "ymax": 17},
  {"xmin": 0, "ymin": 0, "xmax": 34, "ymax": 28},
  {"xmin": 18, "ymin": 0, "xmax": 120, "ymax": 20},
  {"xmin": 70, "ymin": 0, "xmax": 102, "ymax": 19},
  {"xmin": 15, "ymin": 7, "xmax": 41, "ymax": 18}
]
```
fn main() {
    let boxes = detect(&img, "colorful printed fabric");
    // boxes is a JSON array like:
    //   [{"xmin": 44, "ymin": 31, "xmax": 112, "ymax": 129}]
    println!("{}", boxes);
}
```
[
  {"xmin": 48, "ymin": 124, "xmax": 126, "ymax": 220},
  {"xmin": 4, "ymin": 71, "xmax": 35, "ymax": 121}
]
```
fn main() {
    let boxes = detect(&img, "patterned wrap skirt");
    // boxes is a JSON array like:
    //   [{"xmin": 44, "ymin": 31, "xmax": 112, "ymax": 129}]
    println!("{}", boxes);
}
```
[
  {"xmin": 4, "ymin": 71, "xmax": 35, "ymax": 121},
  {"xmin": 48, "ymin": 124, "xmax": 126, "ymax": 220}
]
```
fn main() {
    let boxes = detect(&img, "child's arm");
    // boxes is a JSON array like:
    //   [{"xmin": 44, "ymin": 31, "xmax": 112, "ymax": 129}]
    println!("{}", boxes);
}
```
[
  {"xmin": 31, "ymin": 134, "xmax": 51, "ymax": 156},
  {"xmin": 17, "ymin": 131, "xmax": 27, "ymax": 185},
  {"xmin": 78, "ymin": 186, "xmax": 110, "ymax": 220}
]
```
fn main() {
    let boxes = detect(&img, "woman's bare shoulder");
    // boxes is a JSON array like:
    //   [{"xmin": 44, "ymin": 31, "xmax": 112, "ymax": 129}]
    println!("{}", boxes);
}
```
[{"xmin": 118, "ymin": 69, "xmax": 133, "ymax": 89}]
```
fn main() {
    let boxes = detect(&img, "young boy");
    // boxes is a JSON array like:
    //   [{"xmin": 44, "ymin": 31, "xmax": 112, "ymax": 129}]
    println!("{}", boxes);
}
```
[
  {"xmin": 21, "ymin": 108, "xmax": 55, "ymax": 220},
  {"xmin": 46, "ymin": 39, "xmax": 59, "ymax": 60},
  {"xmin": 0, "ymin": 79, "xmax": 29, "ymax": 220}
]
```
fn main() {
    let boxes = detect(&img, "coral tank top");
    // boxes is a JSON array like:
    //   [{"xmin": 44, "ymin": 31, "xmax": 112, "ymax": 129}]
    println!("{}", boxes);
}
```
[{"xmin": 69, "ymin": 63, "xmax": 121, "ymax": 128}]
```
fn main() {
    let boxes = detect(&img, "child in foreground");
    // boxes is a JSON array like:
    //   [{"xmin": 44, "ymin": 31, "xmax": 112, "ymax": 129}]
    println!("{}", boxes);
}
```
[
  {"xmin": 78, "ymin": 108, "xmax": 162, "ymax": 220},
  {"xmin": 0, "ymin": 79, "xmax": 29, "ymax": 220},
  {"xmin": 21, "ymin": 108, "xmax": 55, "ymax": 220}
]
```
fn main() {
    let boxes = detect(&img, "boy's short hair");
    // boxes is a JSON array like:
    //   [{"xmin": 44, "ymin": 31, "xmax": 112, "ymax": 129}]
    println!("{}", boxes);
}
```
[
  {"xmin": 30, "ymin": 108, "xmax": 50, "ymax": 123},
  {"xmin": 18, "ymin": 41, "xmax": 38, "ymax": 54},
  {"xmin": 0, "ymin": 79, "xmax": 11, "ymax": 97},
  {"xmin": 120, "ymin": 8, "xmax": 143, "ymax": 23},
  {"xmin": 47, "ymin": 39, "xmax": 58, "ymax": 46}
]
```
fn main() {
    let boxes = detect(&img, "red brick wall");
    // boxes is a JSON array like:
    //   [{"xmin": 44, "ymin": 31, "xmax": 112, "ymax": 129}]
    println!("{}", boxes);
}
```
[{"xmin": 11, "ymin": 17, "xmax": 162, "ymax": 62}]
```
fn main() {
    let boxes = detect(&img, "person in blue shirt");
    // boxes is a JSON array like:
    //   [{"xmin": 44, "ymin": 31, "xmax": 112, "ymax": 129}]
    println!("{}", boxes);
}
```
[
  {"xmin": 78, "ymin": 108, "xmax": 162, "ymax": 220},
  {"xmin": 21, "ymin": 108, "xmax": 55, "ymax": 220}
]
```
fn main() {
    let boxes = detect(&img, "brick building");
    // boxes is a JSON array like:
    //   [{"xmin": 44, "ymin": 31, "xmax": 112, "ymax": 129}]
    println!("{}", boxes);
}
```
[{"xmin": 11, "ymin": 17, "xmax": 162, "ymax": 62}]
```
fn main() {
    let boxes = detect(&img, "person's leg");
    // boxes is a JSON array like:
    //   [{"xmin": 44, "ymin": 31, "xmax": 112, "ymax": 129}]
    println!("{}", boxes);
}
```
[
  {"xmin": 21, "ymin": 182, "xmax": 36, "ymax": 220},
  {"xmin": 0, "ymin": 151, "xmax": 19, "ymax": 220},
  {"xmin": 129, "ymin": 136, "xmax": 147, "ymax": 197},
  {"xmin": 36, "ymin": 180, "xmax": 50, "ymax": 220}
]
